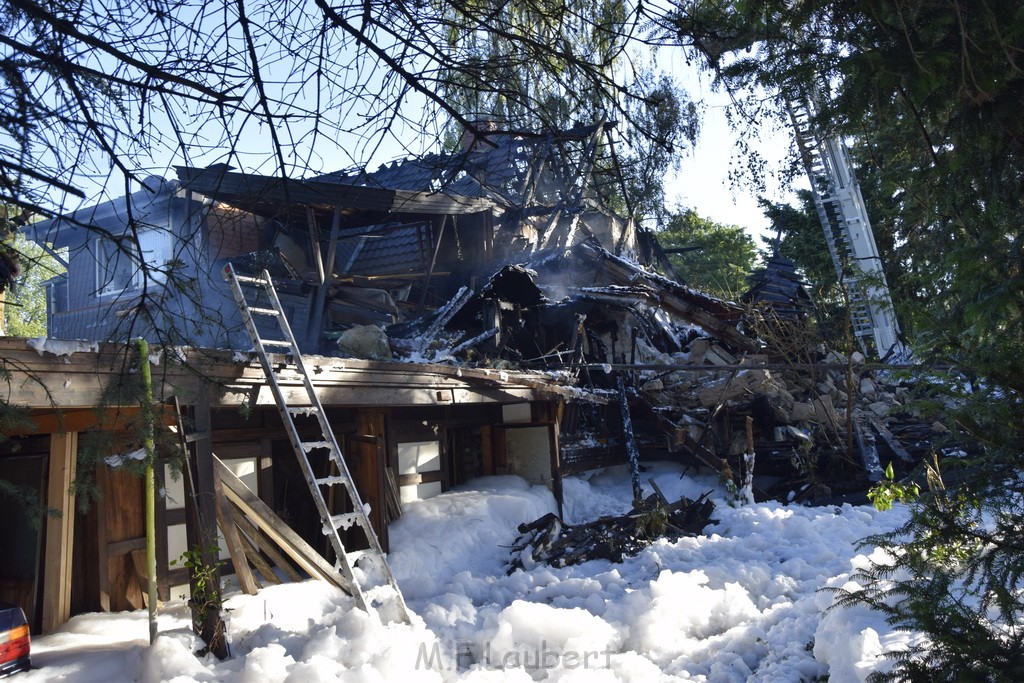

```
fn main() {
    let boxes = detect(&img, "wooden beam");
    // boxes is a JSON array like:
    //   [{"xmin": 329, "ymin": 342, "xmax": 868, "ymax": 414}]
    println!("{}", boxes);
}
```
[
  {"xmin": 233, "ymin": 510, "xmax": 303, "ymax": 583},
  {"xmin": 13, "ymin": 408, "xmax": 139, "ymax": 436},
  {"xmin": 106, "ymin": 537, "xmax": 147, "ymax": 556},
  {"xmin": 213, "ymin": 456, "xmax": 352, "ymax": 594},
  {"xmin": 229, "ymin": 507, "xmax": 281, "ymax": 587},
  {"xmin": 323, "ymin": 207, "xmax": 343, "ymax": 283},
  {"xmin": 397, "ymin": 471, "xmax": 443, "ymax": 486},
  {"xmin": 213, "ymin": 477, "xmax": 258, "ymax": 595},
  {"xmin": 42, "ymin": 431, "xmax": 77, "ymax": 633},
  {"xmin": 306, "ymin": 207, "xmax": 325, "ymax": 285},
  {"xmin": 417, "ymin": 216, "xmax": 447, "ymax": 312},
  {"xmin": 0, "ymin": 338, "xmax": 585, "ymax": 409}
]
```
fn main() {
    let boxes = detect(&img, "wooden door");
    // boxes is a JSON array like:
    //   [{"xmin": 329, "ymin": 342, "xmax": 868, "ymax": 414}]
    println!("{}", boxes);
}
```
[{"xmin": 343, "ymin": 434, "xmax": 388, "ymax": 552}]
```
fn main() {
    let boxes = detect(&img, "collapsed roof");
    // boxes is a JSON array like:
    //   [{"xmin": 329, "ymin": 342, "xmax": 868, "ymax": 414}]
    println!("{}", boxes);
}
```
[{"xmin": 176, "ymin": 121, "xmax": 967, "ymax": 503}]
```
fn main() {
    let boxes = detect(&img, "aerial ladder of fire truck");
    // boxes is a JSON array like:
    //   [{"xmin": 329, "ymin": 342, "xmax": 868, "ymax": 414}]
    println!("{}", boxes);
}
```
[{"xmin": 783, "ymin": 89, "xmax": 907, "ymax": 362}]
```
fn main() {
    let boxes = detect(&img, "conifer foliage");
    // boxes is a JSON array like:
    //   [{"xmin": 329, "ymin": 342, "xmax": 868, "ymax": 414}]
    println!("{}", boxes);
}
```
[{"xmin": 663, "ymin": 1, "xmax": 1024, "ymax": 677}]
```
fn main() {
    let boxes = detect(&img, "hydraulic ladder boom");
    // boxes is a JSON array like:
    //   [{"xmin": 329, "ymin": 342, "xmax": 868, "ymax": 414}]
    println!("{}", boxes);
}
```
[{"xmin": 785, "ymin": 92, "xmax": 906, "ymax": 361}]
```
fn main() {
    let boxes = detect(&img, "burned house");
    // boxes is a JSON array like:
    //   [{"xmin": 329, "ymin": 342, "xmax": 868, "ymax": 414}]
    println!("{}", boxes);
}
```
[
  {"xmin": 6, "ymin": 120, "xmax": 956, "ymax": 635},
  {"xmin": 4, "ymin": 122, "xmax": 639, "ymax": 633}
]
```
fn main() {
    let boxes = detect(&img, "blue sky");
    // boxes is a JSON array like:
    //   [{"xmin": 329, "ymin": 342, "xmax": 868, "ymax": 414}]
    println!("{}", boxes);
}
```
[
  {"xmin": 48, "ymin": 38, "xmax": 800, "ymax": 251},
  {"xmin": 667, "ymin": 65, "xmax": 801, "ymax": 247}
]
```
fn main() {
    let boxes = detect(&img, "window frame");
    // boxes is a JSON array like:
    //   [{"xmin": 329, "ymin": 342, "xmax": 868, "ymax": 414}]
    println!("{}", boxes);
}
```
[{"xmin": 93, "ymin": 223, "xmax": 174, "ymax": 298}]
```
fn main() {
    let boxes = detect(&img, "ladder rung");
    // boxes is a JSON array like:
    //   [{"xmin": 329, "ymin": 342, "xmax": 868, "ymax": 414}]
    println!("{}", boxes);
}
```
[
  {"xmin": 233, "ymin": 274, "xmax": 267, "ymax": 285},
  {"xmin": 315, "ymin": 475, "xmax": 347, "ymax": 487},
  {"xmin": 287, "ymin": 406, "xmax": 321, "ymax": 416},
  {"xmin": 249, "ymin": 307, "xmax": 280, "ymax": 317},
  {"xmin": 324, "ymin": 512, "xmax": 363, "ymax": 533},
  {"xmin": 301, "ymin": 441, "xmax": 333, "ymax": 452},
  {"xmin": 261, "ymin": 339, "xmax": 293, "ymax": 348}
]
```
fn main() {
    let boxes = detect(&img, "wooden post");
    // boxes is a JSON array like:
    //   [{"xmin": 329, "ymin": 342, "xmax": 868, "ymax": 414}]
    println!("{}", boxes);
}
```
[
  {"xmin": 306, "ymin": 207, "xmax": 325, "ymax": 285},
  {"xmin": 306, "ymin": 208, "xmax": 343, "ymax": 351},
  {"xmin": 183, "ymin": 393, "xmax": 228, "ymax": 658},
  {"xmin": 42, "ymin": 431, "xmax": 77, "ymax": 633},
  {"xmin": 549, "ymin": 401, "xmax": 564, "ymax": 518},
  {"xmin": 95, "ymin": 463, "xmax": 110, "ymax": 612}
]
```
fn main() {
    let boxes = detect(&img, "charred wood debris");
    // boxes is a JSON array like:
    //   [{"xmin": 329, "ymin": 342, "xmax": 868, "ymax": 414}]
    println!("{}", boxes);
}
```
[
  {"xmin": 238, "ymin": 229, "xmax": 978, "ymax": 567},
  {"xmin": 214, "ymin": 119, "xmax": 976, "ymax": 568},
  {"xmin": 329, "ymin": 239, "xmax": 974, "ymax": 508},
  {"xmin": 507, "ymin": 484, "xmax": 716, "ymax": 572}
]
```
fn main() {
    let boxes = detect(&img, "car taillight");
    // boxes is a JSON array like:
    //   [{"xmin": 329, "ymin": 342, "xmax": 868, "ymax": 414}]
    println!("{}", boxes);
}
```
[{"xmin": 1, "ymin": 624, "xmax": 30, "ymax": 661}]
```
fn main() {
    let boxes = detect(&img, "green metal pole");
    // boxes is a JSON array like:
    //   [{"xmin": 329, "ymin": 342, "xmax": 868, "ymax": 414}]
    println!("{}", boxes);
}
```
[{"xmin": 135, "ymin": 338, "xmax": 159, "ymax": 644}]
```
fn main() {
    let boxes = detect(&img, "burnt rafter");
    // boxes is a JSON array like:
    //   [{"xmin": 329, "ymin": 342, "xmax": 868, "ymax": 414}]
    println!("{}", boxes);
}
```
[
  {"xmin": 175, "ymin": 166, "xmax": 495, "ymax": 217},
  {"xmin": 576, "ymin": 242, "xmax": 757, "ymax": 353}
]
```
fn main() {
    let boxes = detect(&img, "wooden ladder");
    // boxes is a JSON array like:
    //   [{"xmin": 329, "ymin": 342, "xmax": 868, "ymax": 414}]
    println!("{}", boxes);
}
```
[{"xmin": 222, "ymin": 263, "xmax": 411, "ymax": 623}]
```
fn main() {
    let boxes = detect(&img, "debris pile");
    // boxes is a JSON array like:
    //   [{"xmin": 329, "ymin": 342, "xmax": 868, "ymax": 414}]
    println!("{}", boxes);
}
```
[
  {"xmin": 507, "ymin": 488, "xmax": 715, "ymax": 571},
  {"xmin": 382, "ymin": 240, "xmax": 975, "ymax": 503},
  {"xmin": 189, "ymin": 118, "xmax": 972, "ymax": 505}
]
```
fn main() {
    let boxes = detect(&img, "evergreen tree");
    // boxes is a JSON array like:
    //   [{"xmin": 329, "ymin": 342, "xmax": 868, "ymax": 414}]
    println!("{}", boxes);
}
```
[
  {"xmin": 436, "ymin": 0, "xmax": 700, "ymax": 227},
  {"xmin": 664, "ymin": 1, "xmax": 1024, "ymax": 677},
  {"xmin": 2, "ymin": 231, "xmax": 63, "ymax": 337},
  {"xmin": 657, "ymin": 208, "xmax": 758, "ymax": 298}
]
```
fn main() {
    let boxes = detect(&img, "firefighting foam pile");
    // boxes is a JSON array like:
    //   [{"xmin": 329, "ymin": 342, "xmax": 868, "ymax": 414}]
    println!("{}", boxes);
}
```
[{"xmin": 25, "ymin": 462, "xmax": 919, "ymax": 681}]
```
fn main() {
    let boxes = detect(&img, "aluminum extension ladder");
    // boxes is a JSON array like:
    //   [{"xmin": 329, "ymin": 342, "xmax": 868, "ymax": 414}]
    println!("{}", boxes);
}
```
[{"xmin": 222, "ymin": 263, "xmax": 411, "ymax": 623}]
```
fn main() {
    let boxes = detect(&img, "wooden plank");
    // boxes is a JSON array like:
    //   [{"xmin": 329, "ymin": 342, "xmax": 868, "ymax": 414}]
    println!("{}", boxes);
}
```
[
  {"xmin": 347, "ymin": 432, "xmax": 386, "ymax": 550},
  {"xmin": 42, "ymin": 431, "xmax": 77, "ymax": 633},
  {"xmin": 106, "ymin": 537, "xmax": 147, "ymax": 556},
  {"xmin": 648, "ymin": 477, "xmax": 671, "ymax": 508},
  {"xmin": 233, "ymin": 510, "xmax": 303, "ymax": 583},
  {"xmin": 356, "ymin": 411, "xmax": 389, "ymax": 549},
  {"xmin": 129, "ymin": 549, "xmax": 158, "ymax": 608},
  {"xmin": 868, "ymin": 417, "xmax": 914, "ymax": 463},
  {"xmin": 383, "ymin": 466, "xmax": 402, "ymax": 523},
  {"xmin": 103, "ymin": 464, "xmax": 146, "ymax": 611},
  {"xmin": 213, "ymin": 476, "xmax": 258, "ymax": 595},
  {"xmin": 230, "ymin": 510, "xmax": 281, "ymax": 587},
  {"xmin": 95, "ymin": 463, "xmax": 110, "ymax": 612},
  {"xmin": 213, "ymin": 456, "xmax": 351, "ymax": 593}
]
